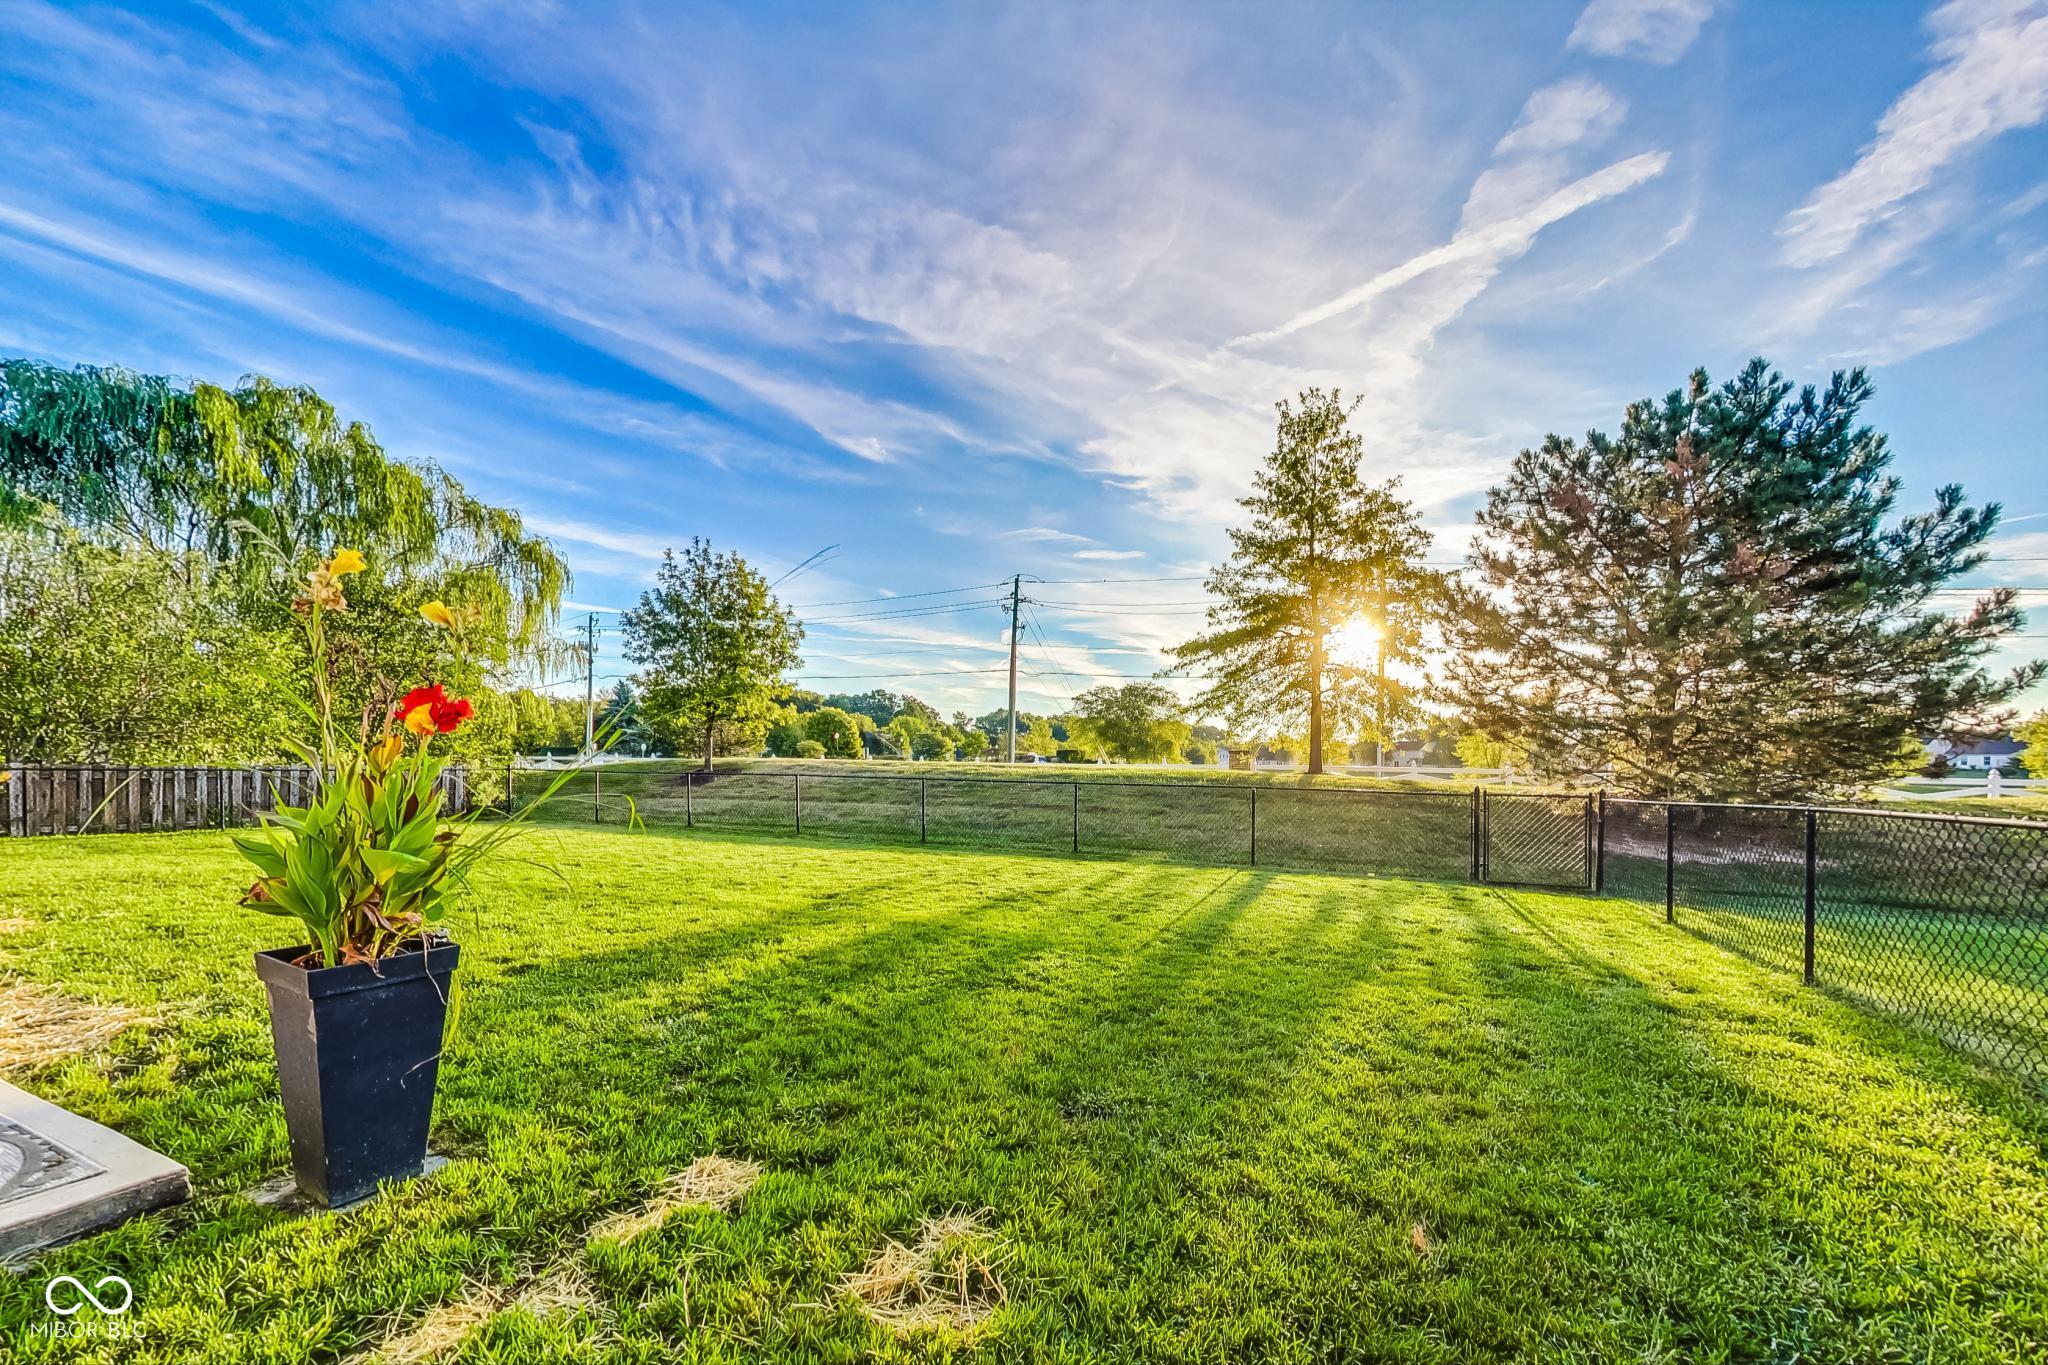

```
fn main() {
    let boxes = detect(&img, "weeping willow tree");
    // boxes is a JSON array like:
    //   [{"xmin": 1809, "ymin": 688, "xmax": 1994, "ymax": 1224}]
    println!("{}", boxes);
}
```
[
  {"xmin": 1, "ymin": 362, "xmax": 566, "ymax": 655},
  {"xmin": 1, "ymin": 359, "xmax": 572, "ymax": 759}
]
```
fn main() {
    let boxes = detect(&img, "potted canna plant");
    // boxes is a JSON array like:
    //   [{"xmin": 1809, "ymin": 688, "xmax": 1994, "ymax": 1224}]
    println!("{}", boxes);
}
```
[{"xmin": 232, "ymin": 548, "xmax": 588, "ymax": 1207}]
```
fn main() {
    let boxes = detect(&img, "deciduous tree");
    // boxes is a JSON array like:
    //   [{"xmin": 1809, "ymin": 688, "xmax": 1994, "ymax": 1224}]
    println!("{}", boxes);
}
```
[
  {"xmin": 1068, "ymin": 682, "xmax": 1189, "ymax": 762},
  {"xmin": 621, "ymin": 539, "xmax": 803, "ymax": 770},
  {"xmin": 802, "ymin": 706, "xmax": 864, "ymax": 758},
  {"xmin": 1, "ymin": 361, "xmax": 568, "ymax": 658},
  {"xmin": 0, "ymin": 520, "xmax": 292, "ymax": 761},
  {"xmin": 2015, "ymin": 712, "xmax": 2048, "ymax": 779}
]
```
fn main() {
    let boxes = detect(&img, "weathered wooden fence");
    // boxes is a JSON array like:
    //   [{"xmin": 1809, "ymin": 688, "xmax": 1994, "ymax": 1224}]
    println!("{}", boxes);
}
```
[{"xmin": 0, "ymin": 764, "xmax": 470, "ymax": 837}]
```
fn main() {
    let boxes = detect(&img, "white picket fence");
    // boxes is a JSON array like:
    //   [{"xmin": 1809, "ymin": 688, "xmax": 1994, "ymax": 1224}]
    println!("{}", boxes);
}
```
[{"xmin": 0, "ymin": 763, "xmax": 470, "ymax": 838}]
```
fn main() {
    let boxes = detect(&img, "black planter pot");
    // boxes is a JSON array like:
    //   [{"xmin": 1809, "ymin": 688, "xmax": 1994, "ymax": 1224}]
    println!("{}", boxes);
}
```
[{"xmin": 253, "ymin": 936, "xmax": 460, "ymax": 1207}]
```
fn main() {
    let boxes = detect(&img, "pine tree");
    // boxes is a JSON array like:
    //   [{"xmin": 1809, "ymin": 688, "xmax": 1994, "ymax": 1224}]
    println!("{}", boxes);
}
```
[
  {"xmin": 1446, "ymin": 360, "xmax": 2042, "ymax": 801},
  {"xmin": 1171, "ymin": 389, "xmax": 1440, "ymax": 774}
]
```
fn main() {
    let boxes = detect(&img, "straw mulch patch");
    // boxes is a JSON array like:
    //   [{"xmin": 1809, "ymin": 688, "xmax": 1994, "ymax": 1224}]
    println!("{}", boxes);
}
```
[
  {"xmin": 587, "ymin": 1153, "xmax": 762, "ymax": 1243},
  {"xmin": 351, "ymin": 1262, "xmax": 599, "ymax": 1364},
  {"xmin": 0, "ymin": 977, "xmax": 152, "ymax": 1070},
  {"xmin": 842, "ymin": 1210, "xmax": 1009, "ymax": 1334}
]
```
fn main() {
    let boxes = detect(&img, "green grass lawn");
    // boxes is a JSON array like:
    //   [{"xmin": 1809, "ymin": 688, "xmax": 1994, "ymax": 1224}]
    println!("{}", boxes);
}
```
[
  {"xmin": 1864, "ymin": 792, "xmax": 2048, "ymax": 820},
  {"xmin": 4, "ymin": 827, "xmax": 2048, "ymax": 1363}
]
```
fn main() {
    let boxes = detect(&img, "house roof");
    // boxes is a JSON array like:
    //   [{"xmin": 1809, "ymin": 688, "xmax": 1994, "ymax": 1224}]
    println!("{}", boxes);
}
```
[{"xmin": 1953, "ymin": 738, "xmax": 2026, "ymax": 757}]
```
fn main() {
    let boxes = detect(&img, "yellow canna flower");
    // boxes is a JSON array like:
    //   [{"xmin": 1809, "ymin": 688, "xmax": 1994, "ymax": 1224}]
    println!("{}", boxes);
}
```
[
  {"xmin": 402, "ymin": 704, "xmax": 438, "ymax": 739},
  {"xmin": 419, "ymin": 600, "xmax": 457, "ymax": 629},
  {"xmin": 327, "ymin": 548, "xmax": 366, "ymax": 576},
  {"xmin": 370, "ymin": 734, "xmax": 405, "ymax": 769}
]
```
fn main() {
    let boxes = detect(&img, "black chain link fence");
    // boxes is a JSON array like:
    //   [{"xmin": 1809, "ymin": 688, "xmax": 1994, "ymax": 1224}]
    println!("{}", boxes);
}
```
[
  {"xmin": 514, "ymin": 767, "xmax": 2044, "ymax": 1091},
  {"xmin": 1606, "ymin": 798, "xmax": 2048, "ymax": 1091},
  {"xmin": 543, "ymin": 769, "xmax": 1498, "ymax": 881}
]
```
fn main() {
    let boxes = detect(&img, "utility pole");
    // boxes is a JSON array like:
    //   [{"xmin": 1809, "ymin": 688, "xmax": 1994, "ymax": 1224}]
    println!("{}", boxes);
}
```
[
  {"xmin": 582, "ymin": 613, "xmax": 597, "ymax": 755},
  {"xmin": 1006, "ymin": 574, "xmax": 1022, "ymax": 764}
]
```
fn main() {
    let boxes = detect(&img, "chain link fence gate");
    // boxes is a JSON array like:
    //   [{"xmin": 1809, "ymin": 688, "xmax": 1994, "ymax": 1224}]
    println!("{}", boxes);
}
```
[{"xmin": 1477, "ymin": 792, "xmax": 1593, "ymax": 889}]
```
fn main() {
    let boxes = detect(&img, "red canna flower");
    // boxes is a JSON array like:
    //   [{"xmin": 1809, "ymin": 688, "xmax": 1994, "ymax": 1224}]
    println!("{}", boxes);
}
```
[
  {"xmin": 394, "ymin": 685, "xmax": 446, "ymax": 719},
  {"xmin": 392, "ymin": 684, "xmax": 474, "ymax": 736},
  {"xmin": 431, "ymin": 695, "xmax": 474, "ymax": 734}
]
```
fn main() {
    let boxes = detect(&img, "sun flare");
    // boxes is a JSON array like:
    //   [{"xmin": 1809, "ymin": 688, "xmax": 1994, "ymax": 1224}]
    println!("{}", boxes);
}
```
[{"xmin": 1327, "ymin": 617, "xmax": 1383, "ymax": 669}]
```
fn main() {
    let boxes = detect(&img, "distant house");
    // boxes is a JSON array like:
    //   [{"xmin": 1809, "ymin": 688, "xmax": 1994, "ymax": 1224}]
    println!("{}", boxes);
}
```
[
  {"xmin": 1947, "ymin": 737, "xmax": 2027, "ymax": 772},
  {"xmin": 1389, "ymin": 739, "xmax": 1427, "ymax": 768}
]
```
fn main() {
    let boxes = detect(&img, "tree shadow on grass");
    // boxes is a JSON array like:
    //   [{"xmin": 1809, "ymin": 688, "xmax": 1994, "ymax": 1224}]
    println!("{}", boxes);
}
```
[
  {"xmin": 1493, "ymin": 886, "xmax": 2048, "ymax": 1147},
  {"xmin": 1146, "ymin": 880, "xmax": 2048, "ymax": 1364},
  {"xmin": 20, "ymin": 835, "xmax": 2042, "ymax": 1364},
  {"xmin": 2, "ymin": 845, "xmax": 1242, "ymax": 1360}
]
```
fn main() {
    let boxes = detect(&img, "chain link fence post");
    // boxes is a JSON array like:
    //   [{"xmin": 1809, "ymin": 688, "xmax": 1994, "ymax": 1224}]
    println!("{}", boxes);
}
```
[
  {"xmin": 1072, "ymin": 781, "xmax": 1080, "ymax": 854},
  {"xmin": 1803, "ymin": 807, "xmax": 1818, "ymax": 986},
  {"xmin": 1593, "ymin": 790, "xmax": 1606, "ymax": 893},
  {"xmin": 685, "ymin": 770, "xmax": 693, "ymax": 827},
  {"xmin": 1664, "ymin": 803, "xmax": 1676, "ymax": 924},
  {"xmin": 1470, "ymin": 787, "xmax": 1482, "ymax": 883},
  {"xmin": 1249, "ymin": 785, "xmax": 1258, "ymax": 867},
  {"xmin": 794, "ymin": 773, "xmax": 802, "ymax": 836},
  {"xmin": 920, "ymin": 777, "xmax": 927, "ymax": 843}
]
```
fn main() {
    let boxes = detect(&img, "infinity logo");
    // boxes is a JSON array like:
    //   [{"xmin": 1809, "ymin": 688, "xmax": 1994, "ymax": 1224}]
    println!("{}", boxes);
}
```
[{"xmin": 44, "ymin": 1274, "xmax": 133, "ymax": 1316}]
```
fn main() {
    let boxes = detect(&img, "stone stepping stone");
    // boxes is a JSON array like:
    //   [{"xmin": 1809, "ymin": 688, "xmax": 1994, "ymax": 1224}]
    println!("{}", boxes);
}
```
[{"xmin": 0, "ymin": 1080, "xmax": 190, "ymax": 1263}]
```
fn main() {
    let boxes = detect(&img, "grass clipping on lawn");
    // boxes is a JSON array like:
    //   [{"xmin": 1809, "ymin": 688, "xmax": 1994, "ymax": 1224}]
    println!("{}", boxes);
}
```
[
  {"xmin": 842, "ymin": 1211, "xmax": 1008, "ymax": 1334},
  {"xmin": 355, "ymin": 1155, "xmax": 759, "ymax": 1361},
  {"xmin": 0, "ymin": 976, "xmax": 151, "ymax": 1070},
  {"xmin": 354, "ymin": 1263, "xmax": 599, "ymax": 1365},
  {"xmin": 588, "ymin": 1153, "xmax": 762, "ymax": 1242}
]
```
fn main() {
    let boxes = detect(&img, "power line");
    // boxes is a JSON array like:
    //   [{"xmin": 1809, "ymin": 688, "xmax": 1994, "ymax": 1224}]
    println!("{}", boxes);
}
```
[
  {"xmin": 803, "ymin": 599, "xmax": 1010, "ymax": 624},
  {"xmin": 791, "ymin": 668, "xmax": 1010, "ymax": 680},
  {"xmin": 769, "ymin": 543, "xmax": 841, "ymax": 590},
  {"xmin": 1033, "ymin": 603, "xmax": 1212, "ymax": 616},
  {"xmin": 1028, "ymin": 668, "xmax": 1205, "ymax": 680},
  {"xmin": 1032, "ymin": 574, "xmax": 1208, "ymax": 585},
  {"xmin": 1023, "ymin": 603, "xmax": 1085, "ymax": 705},
  {"xmin": 790, "ymin": 580, "xmax": 1009, "ymax": 608},
  {"xmin": 805, "ymin": 638, "xmax": 1165, "ymax": 657},
  {"xmin": 1040, "ymin": 601, "xmax": 1212, "ymax": 613}
]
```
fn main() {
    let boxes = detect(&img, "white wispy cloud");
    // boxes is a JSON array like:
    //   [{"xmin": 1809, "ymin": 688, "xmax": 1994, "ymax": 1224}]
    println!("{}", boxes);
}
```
[
  {"xmin": 1764, "ymin": 1, "xmax": 2048, "ymax": 363},
  {"xmin": 521, "ymin": 516, "xmax": 677, "ymax": 565},
  {"xmin": 1495, "ymin": 79, "xmax": 1626, "ymax": 156},
  {"xmin": 1, "ymin": 0, "xmax": 1689, "ymax": 549},
  {"xmin": 1073, "ymin": 549, "xmax": 1145, "ymax": 561},
  {"xmin": 997, "ymin": 527, "xmax": 1094, "ymax": 545},
  {"xmin": 1779, "ymin": 0, "xmax": 2048, "ymax": 268},
  {"xmin": 1567, "ymin": 0, "xmax": 1717, "ymax": 64},
  {"xmin": 0, "ymin": 2, "xmax": 1740, "ymax": 606},
  {"xmin": 1230, "ymin": 153, "xmax": 1668, "ymax": 348},
  {"xmin": 0, "ymin": 199, "xmax": 824, "ymax": 475}
]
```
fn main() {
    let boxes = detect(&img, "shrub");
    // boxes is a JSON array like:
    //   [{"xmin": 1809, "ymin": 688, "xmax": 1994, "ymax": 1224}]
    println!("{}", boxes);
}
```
[{"xmin": 795, "ymin": 740, "xmax": 826, "ymax": 758}]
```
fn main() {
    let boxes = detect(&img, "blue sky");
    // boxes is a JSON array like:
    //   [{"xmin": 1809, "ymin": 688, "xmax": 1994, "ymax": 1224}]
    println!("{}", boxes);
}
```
[{"xmin": 2, "ymin": 0, "xmax": 2045, "ymax": 718}]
